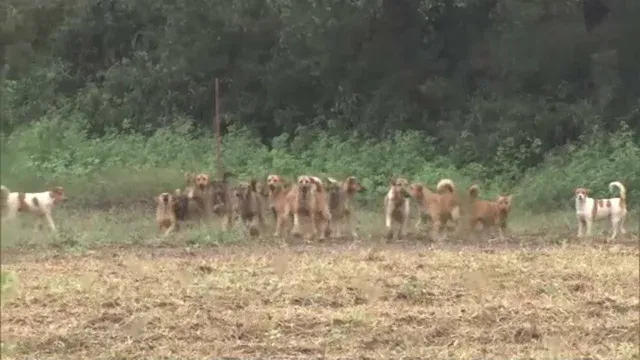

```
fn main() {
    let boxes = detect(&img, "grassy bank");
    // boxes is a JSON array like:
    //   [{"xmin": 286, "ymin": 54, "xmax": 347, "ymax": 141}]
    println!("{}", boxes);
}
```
[{"xmin": 2, "ymin": 116, "xmax": 639, "ymax": 213}]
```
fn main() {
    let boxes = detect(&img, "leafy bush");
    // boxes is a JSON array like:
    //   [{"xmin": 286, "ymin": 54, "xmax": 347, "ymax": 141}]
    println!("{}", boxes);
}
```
[{"xmin": 2, "ymin": 109, "xmax": 638, "ymax": 212}]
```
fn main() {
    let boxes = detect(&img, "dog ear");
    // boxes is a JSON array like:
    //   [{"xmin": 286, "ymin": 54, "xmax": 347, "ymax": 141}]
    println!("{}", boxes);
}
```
[
  {"xmin": 389, "ymin": 177, "xmax": 396, "ymax": 186},
  {"xmin": 507, "ymin": 194, "xmax": 513, "ymax": 203},
  {"xmin": 250, "ymin": 179, "xmax": 258, "ymax": 192},
  {"xmin": 585, "ymin": 189, "xmax": 591, "ymax": 195},
  {"xmin": 184, "ymin": 172, "xmax": 193, "ymax": 184}
]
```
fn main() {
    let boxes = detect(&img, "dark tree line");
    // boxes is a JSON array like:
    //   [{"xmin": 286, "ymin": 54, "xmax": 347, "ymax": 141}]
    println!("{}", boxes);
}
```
[{"xmin": 2, "ymin": 0, "xmax": 639, "ymax": 169}]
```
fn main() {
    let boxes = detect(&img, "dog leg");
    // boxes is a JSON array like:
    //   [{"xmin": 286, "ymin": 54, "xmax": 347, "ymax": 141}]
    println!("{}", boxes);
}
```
[
  {"xmin": 164, "ymin": 222, "xmax": 176, "ymax": 237},
  {"xmin": 577, "ymin": 218, "xmax": 585, "ymax": 237},
  {"xmin": 385, "ymin": 211, "xmax": 394, "ymax": 240},
  {"xmin": 619, "ymin": 214, "xmax": 628, "ymax": 235},
  {"xmin": 347, "ymin": 213, "xmax": 357, "ymax": 238},
  {"xmin": 585, "ymin": 219, "xmax": 593, "ymax": 237},
  {"xmin": 415, "ymin": 214, "xmax": 422, "ymax": 231},
  {"xmin": 609, "ymin": 216, "xmax": 621, "ymax": 241},
  {"xmin": 291, "ymin": 213, "xmax": 302, "ymax": 237},
  {"xmin": 43, "ymin": 213, "xmax": 57, "ymax": 232}
]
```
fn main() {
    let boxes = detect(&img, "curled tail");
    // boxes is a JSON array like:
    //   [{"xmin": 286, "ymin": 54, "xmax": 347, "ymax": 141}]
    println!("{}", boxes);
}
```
[
  {"xmin": 436, "ymin": 178, "xmax": 455, "ymax": 193},
  {"xmin": 468, "ymin": 185, "xmax": 480, "ymax": 199},
  {"xmin": 609, "ymin": 181, "xmax": 626, "ymax": 209}
]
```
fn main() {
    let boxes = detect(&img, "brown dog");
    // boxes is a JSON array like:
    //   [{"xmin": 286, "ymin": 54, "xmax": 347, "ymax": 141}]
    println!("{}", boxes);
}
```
[
  {"xmin": 408, "ymin": 178, "xmax": 460, "ymax": 241},
  {"xmin": 185, "ymin": 171, "xmax": 235, "ymax": 229},
  {"xmin": 286, "ymin": 175, "xmax": 332, "ymax": 240},
  {"xmin": 467, "ymin": 185, "xmax": 513, "ymax": 238},
  {"xmin": 233, "ymin": 179, "xmax": 266, "ymax": 236},
  {"xmin": 266, "ymin": 174, "xmax": 294, "ymax": 237},
  {"xmin": 325, "ymin": 176, "xmax": 365, "ymax": 238},
  {"xmin": 384, "ymin": 178, "xmax": 410, "ymax": 240}
]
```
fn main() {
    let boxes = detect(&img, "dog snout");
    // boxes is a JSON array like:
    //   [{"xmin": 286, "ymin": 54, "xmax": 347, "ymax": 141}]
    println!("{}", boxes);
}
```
[{"xmin": 162, "ymin": 194, "xmax": 169, "ymax": 203}]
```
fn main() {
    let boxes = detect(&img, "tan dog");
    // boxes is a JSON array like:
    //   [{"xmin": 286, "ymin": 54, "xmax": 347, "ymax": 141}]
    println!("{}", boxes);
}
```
[
  {"xmin": 325, "ymin": 176, "xmax": 365, "ymax": 238},
  {"xmin": 233, "ymin": 179, "xmax": 266, "ymax": 236},
  {"xmin": 266, "ymin": 174, "xmax": 293, "ymax": 237},
  {"xmin": 185, "ymin": 171, "xmax": 235, "ymax": 229},
  {"xmin": 467, "ymin": 185, "xmax": 513, "ymax": 238},
  {"xmin": 408, "ymin": 178, "xmax": 460, "ymax": 241},
  {"xmin": 575, "ymin": 181, "xmax": 627, "ymax": 240},
  {"xmin": 384, "ymin": 178, "xmax": 410, "ymax": 240},
  {"xmin": 286, "ymin": 175, "xmax": 332, "ymax": 240},
  {"xmin": 155, "ymin": 191, "xmax": 181, "ymax": 236},
  {"xmin": 1, "ymin": 185, "xmax": 67, "ymax": 232}
]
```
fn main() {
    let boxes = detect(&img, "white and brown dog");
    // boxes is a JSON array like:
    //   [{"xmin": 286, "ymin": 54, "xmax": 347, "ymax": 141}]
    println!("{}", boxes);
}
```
[
  {"xmin": 1, "ymin": 185, "xmax": 67, "ymax": 232},
  {"xmin": 575, "ymin": 181, "xmax": 627, "ymax": 240}
]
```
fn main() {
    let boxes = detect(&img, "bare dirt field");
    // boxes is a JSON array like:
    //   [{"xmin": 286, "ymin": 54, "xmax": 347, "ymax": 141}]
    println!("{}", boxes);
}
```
[{"xmin": 1, "ymin": 208, "xmax": 639, "ymax": 359}]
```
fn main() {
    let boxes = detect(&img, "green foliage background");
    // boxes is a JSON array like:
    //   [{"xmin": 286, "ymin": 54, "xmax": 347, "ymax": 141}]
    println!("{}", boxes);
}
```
[{"xmin": 1, "ymin": 0, "xmax": 639, "ymax": 214}]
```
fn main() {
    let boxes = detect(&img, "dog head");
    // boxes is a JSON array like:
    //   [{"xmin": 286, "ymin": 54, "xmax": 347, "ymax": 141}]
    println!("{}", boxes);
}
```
[
  {"xmin": 574, "ymin": 188, "xmax": 590, "ymax": 202},
  {"xmin": 389, "ymin": 178, "xmax": 410, "ymax": 199},
  {"xmin": 344, "ymin": 176, "xmax": 364, "ymax": 194},
  {"xmin": 409, "ymin": 182, "xmax": 426, "ymax": 198},
  {"xmin": 49, "ymin": 187, "xmax": 67, "ymax": 203},
  {"xmin": 185, "ymin": 172, "xmax": 212, "ymax": 199},
  {"xmin": 496, "ymin": 194, "xmax": 513, "ymax": 213},
  {"xmin": 297, "ymin": 175, "xmax": 315, "ymax": 195},
  {"xmin": 267, "ymin": 174, "xmax": 284, "ymax": 191},
  {"xmin": 156, "ymin": 192, "xmax": 172, "ymax": 204},
  {"xmin": 235, "ymin": 180, "xmax": 258, "ymax": 201},
  {"xmin": 255, "ymin": 180, "xmax": 269, "ymax": 198}
]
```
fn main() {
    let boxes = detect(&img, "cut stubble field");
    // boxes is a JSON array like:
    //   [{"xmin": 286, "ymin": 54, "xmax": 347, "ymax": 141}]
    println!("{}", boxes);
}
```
[{"xmin": 1, "ymin": 206, "xmax": 639, "ymax": 359}]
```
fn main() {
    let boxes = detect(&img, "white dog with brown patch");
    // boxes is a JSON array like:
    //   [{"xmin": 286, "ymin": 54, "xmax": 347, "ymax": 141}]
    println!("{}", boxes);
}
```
[
  {"xmin": 1, "ymin": 185, "xmax": 67, "ymax": 232},
  {"xmin": 574, "ymin": 181, "xmax": 627, "ymax": 240}
]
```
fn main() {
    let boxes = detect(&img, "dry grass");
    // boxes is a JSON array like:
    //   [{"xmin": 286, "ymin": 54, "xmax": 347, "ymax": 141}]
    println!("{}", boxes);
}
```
[
  {"xmin": 1, "ymin": 206, "xmax": 639, "ymax": 359},
  {"xmin": 1, "ymin": 243, "xmax": 638, "ymax": 359}
]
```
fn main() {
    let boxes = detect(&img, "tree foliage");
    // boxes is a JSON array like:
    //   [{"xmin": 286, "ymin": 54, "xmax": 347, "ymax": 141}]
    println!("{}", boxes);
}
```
[{"xmin": 1, "ymin": 0, "xmax": 639, "ymax": 187}]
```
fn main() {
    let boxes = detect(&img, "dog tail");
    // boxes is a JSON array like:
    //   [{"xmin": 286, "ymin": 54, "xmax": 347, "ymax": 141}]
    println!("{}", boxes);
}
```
[
  {"xmin": 468, "ymin": 185, "xmax": 480, "ymax": 199},
  {"xmin": 436, "ymin": 178, "xmax": 455, "ymax": 193},
  {"xmin": 609, "ymin": 181, "xmax": 626, "ymax": 209}
]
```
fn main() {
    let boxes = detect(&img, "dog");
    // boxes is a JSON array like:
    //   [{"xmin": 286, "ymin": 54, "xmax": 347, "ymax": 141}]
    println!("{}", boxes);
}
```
[
  {"xmin": 233, "ymin": 179, "xmax": 266, "ymax": 236},
  {"xmin": 575, "ymin": 181, "xmax": 627, "ymax": 240},
  {"xmin": 325, "ymin": 176, "xmax": 365, "ymax": 238},
  {"xmin": 1, "ymin": 185, "xmax": 67, "ymax": 232},
  {"xmin": 467, "ymin": 185, "xmax": 513, "ymax": 239},
  {"xmin": 384, "ymin": 178, "xmax": 410, "ymax": 240},
  {"xmin": 155, "ymin": 190, "xmax": 188, "ymax": 236},
  {"xmin": 286, "ymin": 175, "xmax": 332, "ymax": 240},
  {"xmin": 185, "ymin": 171, "xmax": 235, "ymax": 229},
  {"xmin": 408, "ymin": 178, "xmax": 460, "ymax": 241},
  {"xmin": 266, "ymin": 174, "xmax": 294, "ymax": 237}
]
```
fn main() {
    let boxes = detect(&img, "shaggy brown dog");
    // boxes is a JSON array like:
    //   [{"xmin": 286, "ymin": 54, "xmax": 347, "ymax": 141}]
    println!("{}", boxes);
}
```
[
  {"xmin": 233, "ymin": 179, "xmax": 266, "ymax": 236},
  {"xmin": 286, "ymin": 175, "xmax": 332, "ymax": 240},
  {"xmin": 266, "ymin": 174, "xmax": 294, "ymax": 237},
  {"xmin": 325, "ymin": 176, "xmax": 365, "ymax": 238},
  {"xmin": 408, "ymin": 178, "xmax": 460, "ymax": 241},
  {"xmin": 155, "ymin": 191, "xmax": 181, "ymax": 236},
  {"xmin": 384, "ymin": 178, "xmax": 410, "ymax": 240},
  {"xmin": 467, "ymin": 185, "xmax": 513, "ymax": 238},
  {"xmin": 185, "ymin": 171, "xmax": 235, "ymax": 229}
]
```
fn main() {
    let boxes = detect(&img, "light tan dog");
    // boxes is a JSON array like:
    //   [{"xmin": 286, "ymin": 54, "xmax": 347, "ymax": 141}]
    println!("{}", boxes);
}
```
[
  {"xmin": 286, "ymin": 175, "xmax": 332, "ymax": 240},
  {"xmin": 408, "ymin": 178, "xmax": 460, "ymax": 241},
  {"xmin": 1, "ymin": 185, "xmax": 67, "ymax": 232},
  {"xmin": 467, "ymin": 185, "xmax": 513, "ymax": 238},
  {"xmin": 155, "ymin": 191, "xmax": 180, "ymax": 236},
  {"xmin": 325, "ymin": 176, "xmax": 365, "ymax": 238},
  {"xmin": 233, "ymin": 179, "xmax": 266, "ymax": 236},
  {"xmin": 384, "ymin": 178, "xmax": 410, "ymax": 240},
  {"xmin": 266, "ymin": 174, "xmax": 294, "ymax": 237},
  {"xmin": 575, "ymin": 181, "xmax": 627, "ymax": 240}
]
